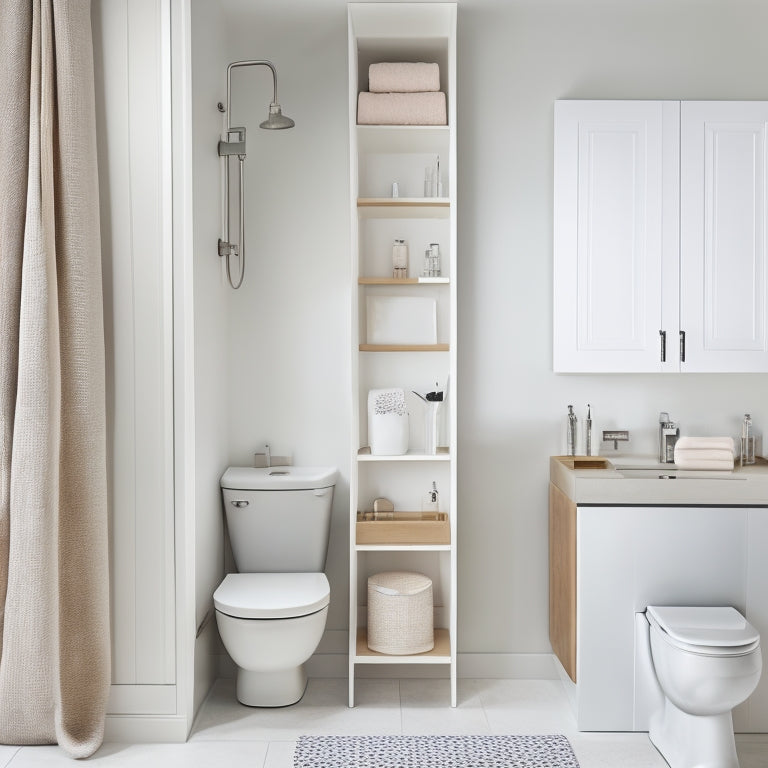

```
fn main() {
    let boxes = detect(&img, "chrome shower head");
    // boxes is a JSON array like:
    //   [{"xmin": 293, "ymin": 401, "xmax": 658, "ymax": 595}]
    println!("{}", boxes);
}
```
[{"xmin": 260, "ymin": 102, "xmax": 295, "ymax": 130}]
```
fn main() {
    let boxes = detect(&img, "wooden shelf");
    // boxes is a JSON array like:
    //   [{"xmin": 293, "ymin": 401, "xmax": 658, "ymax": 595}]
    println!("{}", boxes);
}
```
[
  {"xmin": 358, "ymin": 197, "xmax": 449, "ymax": 207},
  {"xmin": 358, "ymin": 277, "xmax": 449, "ymax": 285},
  {"xmin": 357, "ymin": 447, "xmax": 450, "ymax": 461},
  {"xmin": 355, "ymin": 627, "xmax": 451, "ymax": 663},
  {"xmin": 357, "ymin": 199, "xmax": 450, "ymax": 219},
  {"xmin": 356, "ymin": 543, "xmax": 451, "ymax": 552},
  {"xmin": 359, "ymin": 343, "xmax": 449, "ymax": 352}
]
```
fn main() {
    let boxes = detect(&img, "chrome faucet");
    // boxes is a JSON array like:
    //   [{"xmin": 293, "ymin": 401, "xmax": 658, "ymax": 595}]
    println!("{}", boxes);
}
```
[
  {"xmin": 659, "ymin": 413, "xmax": 679, "ymax": 464},
  {"xmin": 265, "ymin": 443, "xmax": 271, "ymax": 468}
]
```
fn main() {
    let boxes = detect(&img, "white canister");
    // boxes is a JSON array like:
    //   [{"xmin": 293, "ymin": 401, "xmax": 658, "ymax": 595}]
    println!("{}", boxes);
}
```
[{"xmin": 368, "ymin": 389, "xmax": 409, "ymax": 456}]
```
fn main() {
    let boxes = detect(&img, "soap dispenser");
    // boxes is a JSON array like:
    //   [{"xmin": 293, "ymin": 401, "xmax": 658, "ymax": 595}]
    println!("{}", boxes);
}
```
[{"xmin": 658, "ymin": 412, "xmax": 679, "ymax": 464}]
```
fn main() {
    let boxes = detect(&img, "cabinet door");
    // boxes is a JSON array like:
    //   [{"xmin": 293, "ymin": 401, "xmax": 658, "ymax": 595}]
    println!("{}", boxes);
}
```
[
  {"xmin": 680, "ymin": 102, "xmax": 768, "ymax": 372},
  {"xmin": 554, "ymin": 101, "xmax": 680, "ymax": 372}
]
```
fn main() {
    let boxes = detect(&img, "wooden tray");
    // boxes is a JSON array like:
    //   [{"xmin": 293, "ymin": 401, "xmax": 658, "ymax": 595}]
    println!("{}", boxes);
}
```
[
  {"xmin": 553, "ymin": 455, "xmax": 610, "ymax": 469},
  {"xmin": 356, "ymin": 511, "xmax": 450, "ymax": 545}
]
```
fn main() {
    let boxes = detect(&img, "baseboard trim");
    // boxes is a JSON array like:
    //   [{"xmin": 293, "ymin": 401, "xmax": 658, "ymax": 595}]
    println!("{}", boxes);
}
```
[
  {"xmin": 223, "ymin": 650, "xmax": 559, "ymax": 680},
  {"xmin": 104, "ymin": 714, "xmax": 189, "ymax": 743}
]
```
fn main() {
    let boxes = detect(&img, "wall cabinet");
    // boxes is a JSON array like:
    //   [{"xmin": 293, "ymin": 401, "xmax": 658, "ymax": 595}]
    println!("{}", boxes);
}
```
[
  {"xmin": 554, "ymin": 100, "xmax": 768, "ymax": 373},
  {"xmin": 348, "ymin": 2, "xmax": 457, "ymax": 707}
]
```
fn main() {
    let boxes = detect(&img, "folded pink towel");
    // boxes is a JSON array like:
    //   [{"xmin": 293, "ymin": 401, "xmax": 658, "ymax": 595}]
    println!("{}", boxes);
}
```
[
  {"xmin": 369, "ymin": 62, "xmax": 440, "ymax": 93},
  {"xmin": 675, "ymin": 436, "xmax": 735, "ymax": 453},
  {"xmin": 357, "ymin": 91, "xmax": 447, "ymax": 125}
]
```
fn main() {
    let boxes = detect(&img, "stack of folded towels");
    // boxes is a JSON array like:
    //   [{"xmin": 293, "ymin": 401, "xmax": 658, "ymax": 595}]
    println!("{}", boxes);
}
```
[
  {"xmin": 357, "ymin": 62, "xmax": 447, "ymax": 125},
  {"xmin": 673, "ymin": 436, "xmax": 735, "ymax": 470}
]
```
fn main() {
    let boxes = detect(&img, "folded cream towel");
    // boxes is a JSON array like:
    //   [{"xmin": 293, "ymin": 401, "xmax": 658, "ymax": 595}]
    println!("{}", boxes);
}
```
[
  {"xmin": 673, "ymin": 448, "xmax": 735, "ymax": 463},
  {"xmin": 673, "ymin": 457, "xmax": 735, "ymax": 471},
  {"xmin": 357, "ymin": 91, "xmax": 447, "ymax": 125},
  {"xmin": 675, "ymin": 436, "xmax": 735, "ymax": 453},
  {"xmin": 369, "ymin": 62, "xmax": 440, "ymax": 93}
]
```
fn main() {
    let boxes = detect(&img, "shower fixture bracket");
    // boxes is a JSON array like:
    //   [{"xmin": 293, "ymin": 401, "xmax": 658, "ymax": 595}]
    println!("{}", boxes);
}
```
[
  {"xmin": 218, "ymin": 239, "xmax": 238, "ymax": 259},
  {"xmin": 218, "ymin": 127, "xmax": 246, "ymax": 159}
]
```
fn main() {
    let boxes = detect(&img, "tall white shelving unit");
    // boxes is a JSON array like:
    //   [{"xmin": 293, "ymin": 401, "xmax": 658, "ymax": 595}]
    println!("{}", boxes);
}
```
[{"xmin": 348, "ymin": 2, "xmax": 458, "ymax": 708}]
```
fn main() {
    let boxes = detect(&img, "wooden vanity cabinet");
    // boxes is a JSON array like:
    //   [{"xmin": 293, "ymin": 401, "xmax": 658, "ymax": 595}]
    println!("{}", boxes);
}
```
[{"xmin": 549, "ymin": 483, "xmax": 576, "ymax": 682}]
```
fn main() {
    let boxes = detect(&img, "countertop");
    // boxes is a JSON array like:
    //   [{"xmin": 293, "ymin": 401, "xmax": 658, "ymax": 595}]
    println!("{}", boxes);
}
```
[{"xmin": 550, "ymin": 455, "xmax": 768, "ymax": 505}]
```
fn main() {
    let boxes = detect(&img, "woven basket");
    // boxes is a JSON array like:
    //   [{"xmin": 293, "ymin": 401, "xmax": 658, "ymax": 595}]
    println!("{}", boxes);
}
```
[{"xmin": 367, "ymin": 571, "xmax": 434, "ymax": 654}]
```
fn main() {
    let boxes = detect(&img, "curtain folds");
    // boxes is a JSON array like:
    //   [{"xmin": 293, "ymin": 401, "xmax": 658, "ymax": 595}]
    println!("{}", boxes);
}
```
[{"xmin": 0, "ymin": 0, "xmax": 109, "ymax": 758}]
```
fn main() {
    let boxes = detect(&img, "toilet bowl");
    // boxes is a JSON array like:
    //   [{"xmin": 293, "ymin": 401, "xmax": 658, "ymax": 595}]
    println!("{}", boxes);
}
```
[
  {"xmin": 214, "ymin": 572, "xmax": 330, "ymax": 707},
  {"xmin": 646, "ymin": 605, "xmax": 762, "ymax": 768},
  {"xmin": 215, "ymin": 466, "xmax": 337, "ymax": 707}
]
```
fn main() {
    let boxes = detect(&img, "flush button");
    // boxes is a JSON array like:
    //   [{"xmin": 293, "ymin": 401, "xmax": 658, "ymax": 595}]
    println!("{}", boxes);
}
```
[{"xmin": 231, "ymin": 500, "xmax": 249, "ymax": 507}]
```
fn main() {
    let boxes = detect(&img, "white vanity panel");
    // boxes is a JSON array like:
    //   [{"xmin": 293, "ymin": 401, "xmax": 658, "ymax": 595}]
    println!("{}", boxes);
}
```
[{"xmin": 576, "ymin": 505, "xmax": 766, "ymax": 732}]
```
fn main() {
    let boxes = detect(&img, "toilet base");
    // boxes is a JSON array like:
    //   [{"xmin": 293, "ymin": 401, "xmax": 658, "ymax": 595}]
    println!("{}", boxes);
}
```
[
  {"xmin": 649, "ymin": 698, "xmax": 739, "ymax": 768},
  {"xmin": 236, "ymin": 664, "xmax": 308, "ymax": 707}
]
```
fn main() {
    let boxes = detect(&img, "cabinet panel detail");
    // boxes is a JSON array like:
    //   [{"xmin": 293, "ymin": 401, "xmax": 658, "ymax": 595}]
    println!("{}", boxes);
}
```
[{"xmin": 680, "ymin": 102, "xmax": 768, "ymax": 371}]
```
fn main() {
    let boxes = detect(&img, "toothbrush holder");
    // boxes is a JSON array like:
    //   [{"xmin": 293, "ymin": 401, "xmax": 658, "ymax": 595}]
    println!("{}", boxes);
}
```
[{"xmin": 424, "ymin": 401, "xmax": 442, "ymax": 455}]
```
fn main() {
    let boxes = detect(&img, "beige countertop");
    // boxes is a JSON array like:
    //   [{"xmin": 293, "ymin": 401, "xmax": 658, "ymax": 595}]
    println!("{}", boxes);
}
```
[{"xmin": 550, "ymin": 455, "xmax": 768, "ymax": 505}]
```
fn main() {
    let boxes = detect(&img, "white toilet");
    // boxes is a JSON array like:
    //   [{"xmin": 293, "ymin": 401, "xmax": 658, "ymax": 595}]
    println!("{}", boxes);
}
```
[
  {"xmin": 214, "ymin": 466, "xmax": 337, "ymax": 707},
  {"xmin": 645, "ymin": 605, "xmax": 762, "ymax": 768}
]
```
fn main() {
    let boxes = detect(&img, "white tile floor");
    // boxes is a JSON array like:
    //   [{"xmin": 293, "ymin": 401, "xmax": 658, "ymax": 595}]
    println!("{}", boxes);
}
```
[{"xmin": 0, "ymin": 678, "xmax": 766, "ymax": 766}]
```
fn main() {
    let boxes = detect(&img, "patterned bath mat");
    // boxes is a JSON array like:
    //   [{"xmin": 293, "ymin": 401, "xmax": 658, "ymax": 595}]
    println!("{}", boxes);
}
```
[{"xmin": 294, "ymin": 734, "xmax": 580, "ymax": 768}]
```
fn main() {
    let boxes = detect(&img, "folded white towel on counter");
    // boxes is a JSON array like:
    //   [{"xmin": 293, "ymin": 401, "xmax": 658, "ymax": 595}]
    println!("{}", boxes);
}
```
[
  {"xmin": 675, "ymin": 436, "xmax": 735, "ymax": 453},
  {"xmin": 674, "ymin": 439, "xmax": 735, "ymax": 469},
  {"xmin": 369, "ymin": 62, "xmax": 440, "ymax": 93},
  {"xmin": 673, "ymin": 448, "xmax": 735, "ymax": 463},
  {"xmin": 357, "ymin": 91, "xmax": 447, "ymax": 125},
  {"xmin": 673, "ymin": 456, "xmax": 735, "ymax": 471}
]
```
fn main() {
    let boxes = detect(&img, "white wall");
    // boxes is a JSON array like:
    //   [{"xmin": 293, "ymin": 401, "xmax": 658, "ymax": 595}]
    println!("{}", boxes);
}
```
[{"xmin": 204, "ymin": 0, "xmax": 768, "ymax": 664}]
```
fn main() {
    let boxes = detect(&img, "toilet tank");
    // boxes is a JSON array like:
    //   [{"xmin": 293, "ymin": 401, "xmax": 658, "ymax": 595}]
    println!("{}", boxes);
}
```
[{"xmin": 220, "ymin": 466, "xmax": 337, "ymax": 573}]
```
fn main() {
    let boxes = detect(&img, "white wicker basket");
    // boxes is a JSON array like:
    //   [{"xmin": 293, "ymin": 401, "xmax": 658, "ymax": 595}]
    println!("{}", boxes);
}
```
[{"xmin": 367, "ymin": 571, "xmax": 434, "ymax": 655}]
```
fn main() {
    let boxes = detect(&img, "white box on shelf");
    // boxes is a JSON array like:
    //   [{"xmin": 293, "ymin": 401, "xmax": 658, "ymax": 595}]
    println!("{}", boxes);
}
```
[{"xmin": 366, "ymin": 296, "xmax": 437, "ymax": 345}]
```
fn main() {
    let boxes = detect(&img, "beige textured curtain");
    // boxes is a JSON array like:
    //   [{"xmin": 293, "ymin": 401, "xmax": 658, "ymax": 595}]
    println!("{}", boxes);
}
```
[{"xmin": 0, "ymin": 0, "xmax": 109, "ymax": 758}]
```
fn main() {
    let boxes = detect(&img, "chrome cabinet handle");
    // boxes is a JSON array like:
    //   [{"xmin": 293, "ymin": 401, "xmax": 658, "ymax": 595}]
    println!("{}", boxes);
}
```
[{"xmin": 230, "ymin": 500, "xmax": 249, "ymax": 508}]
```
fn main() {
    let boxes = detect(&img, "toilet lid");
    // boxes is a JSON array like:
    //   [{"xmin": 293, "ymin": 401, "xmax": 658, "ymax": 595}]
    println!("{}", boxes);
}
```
[
  {"xmin": 647, "ymin": 606, "xmax": 760, "ymax": 652},
  {"xmin": 214, "ymin": 573, "xmax": 330, "ymax": 619}
]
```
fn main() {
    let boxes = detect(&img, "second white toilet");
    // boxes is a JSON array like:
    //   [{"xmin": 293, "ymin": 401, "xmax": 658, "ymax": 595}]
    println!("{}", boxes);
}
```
[{"xmin": 645, "ymin": 605, "xmax": 762, "ymax": 768}]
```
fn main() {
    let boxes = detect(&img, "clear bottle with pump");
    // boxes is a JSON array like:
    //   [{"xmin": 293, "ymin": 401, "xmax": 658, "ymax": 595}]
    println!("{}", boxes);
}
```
[
  {"xmin": 429, "ymin": 243, "xmax": 441, "ymax": 277},
  {"xmin": 392, "ymin": 239, "xmax": 408, "ymax": 279},
  {"xmin": 741, "ymin": 413, "xmax": 756, "ymax": 466},
  {"xmin": 422, "ymin": 481, "xmax": 439, "ymax": 517}
]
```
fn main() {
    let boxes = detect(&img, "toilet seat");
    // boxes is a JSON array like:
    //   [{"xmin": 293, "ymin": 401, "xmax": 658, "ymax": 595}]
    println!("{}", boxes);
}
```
[
  {"xmin": 214, "ymin": 572, "xmax": 330, "ymax": 619},
  {"xmin": 647, "ymin": 605, "xmax": 760, "ymax": 656}
]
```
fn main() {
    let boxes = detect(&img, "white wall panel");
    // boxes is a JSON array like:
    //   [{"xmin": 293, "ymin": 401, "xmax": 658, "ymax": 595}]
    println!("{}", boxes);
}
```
[{"xmin": 94, "ymin": 0, "xmax": 175, "ymax": 692}]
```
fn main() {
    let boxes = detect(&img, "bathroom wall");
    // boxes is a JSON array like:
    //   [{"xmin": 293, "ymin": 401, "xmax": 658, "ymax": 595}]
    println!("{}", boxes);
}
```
[{"xmin": 206, "ymin": 0, "xmax": 768, "ymax": 669}]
